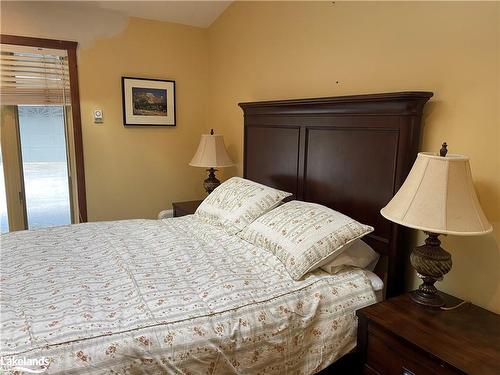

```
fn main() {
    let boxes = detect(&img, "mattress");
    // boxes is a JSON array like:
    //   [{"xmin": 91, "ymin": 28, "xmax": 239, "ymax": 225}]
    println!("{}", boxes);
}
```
[{"xmin": 1, "ymin": 215, "xmax": 377, "ymax": 374}]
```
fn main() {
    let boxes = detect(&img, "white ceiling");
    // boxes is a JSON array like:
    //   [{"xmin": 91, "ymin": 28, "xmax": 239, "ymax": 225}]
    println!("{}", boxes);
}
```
[{"xmin": 95, "ymin": 1, "xmax": 232, "ymax": 28}]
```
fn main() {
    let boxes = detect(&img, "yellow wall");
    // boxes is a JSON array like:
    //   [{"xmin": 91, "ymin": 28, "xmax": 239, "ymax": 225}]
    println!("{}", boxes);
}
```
[
  {"xmin": 208, "ymin": 1, "xmax": 500, "ymax": 312},
  {"xmin": 1, "ymin": 2, "xmax": 208, "ymax": 221},
  {"xmin": 78, "ymin": 19, "xmax": 208, "ymax": 220},
  {"xmin": 2, "ymin": 1, "xmax": 499, "ymax": 312}
]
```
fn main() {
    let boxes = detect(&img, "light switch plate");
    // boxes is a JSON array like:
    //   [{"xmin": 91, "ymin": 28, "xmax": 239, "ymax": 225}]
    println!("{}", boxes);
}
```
[{"xmin": 94, "ymin": 109, "xmax": 103, "ymax": 123}]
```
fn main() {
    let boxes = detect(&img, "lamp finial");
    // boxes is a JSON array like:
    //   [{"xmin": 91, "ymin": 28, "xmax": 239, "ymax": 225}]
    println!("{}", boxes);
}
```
[
  {"xmin": 210, "ymin": 129, "xmax": 214, "ymax": 135},
  {"xmin": 439, "ymin": 142, "xmax": 448, "ymax": 157}
]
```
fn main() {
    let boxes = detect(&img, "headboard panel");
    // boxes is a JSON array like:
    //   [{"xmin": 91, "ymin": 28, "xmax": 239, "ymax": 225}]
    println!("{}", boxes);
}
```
[{"xmin": 239, "ymin": 92, "xmax": 433, "ymax": 298}]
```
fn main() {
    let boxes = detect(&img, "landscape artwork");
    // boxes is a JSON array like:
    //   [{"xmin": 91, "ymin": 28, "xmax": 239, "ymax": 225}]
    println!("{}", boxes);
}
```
[
  {"xmin": 122, "ymin": 77, "xmax": 176, "ymax": 126},
  {"xmin": 132, "ymin": 87, "xmax": 167, "ymax": 116}
]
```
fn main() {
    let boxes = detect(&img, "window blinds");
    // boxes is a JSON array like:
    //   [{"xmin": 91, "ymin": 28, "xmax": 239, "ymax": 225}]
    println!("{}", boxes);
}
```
[{"xmin": 0, "ymin": 44, "xmax": 71, "ymax": 106}]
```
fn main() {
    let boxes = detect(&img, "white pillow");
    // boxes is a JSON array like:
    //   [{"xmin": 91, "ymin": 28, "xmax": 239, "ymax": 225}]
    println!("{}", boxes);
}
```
[
  {"xmin": 238, "ymin": 200, "xmax": 373, "ymax": 280},
  {"xmin": 195, "ymin": 177, "xmax": 292, "ymax": 234},
  {"xmin": 320, "ymin": 239, "xmax": 380, "ymax": 274}
]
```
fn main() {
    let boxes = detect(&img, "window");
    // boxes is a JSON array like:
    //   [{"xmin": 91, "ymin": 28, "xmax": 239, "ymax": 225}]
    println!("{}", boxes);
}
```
[{"xmin": 0, "ymin": 36, "xmax": 86, "ymax": 231}]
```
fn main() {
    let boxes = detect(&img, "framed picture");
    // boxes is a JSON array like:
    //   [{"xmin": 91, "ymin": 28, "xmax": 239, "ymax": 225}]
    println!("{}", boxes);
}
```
[{"xmin": 122, "ymin": 77, "xmax": 176, "ymax": 126}]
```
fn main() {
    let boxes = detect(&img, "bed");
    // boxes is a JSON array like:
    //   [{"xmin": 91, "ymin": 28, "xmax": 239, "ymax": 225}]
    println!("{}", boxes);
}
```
[{"xmin": 0, "ymin": 91, "xmax": 432, "ymax": 374}]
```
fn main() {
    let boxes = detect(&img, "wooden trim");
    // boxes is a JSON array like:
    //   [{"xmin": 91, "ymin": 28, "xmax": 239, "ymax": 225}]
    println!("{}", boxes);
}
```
[
  {"xmin": 239, "ymin": 91, "xmax": 433, "ymax": 116},
  {"xmin": 0, "ymin": 34, "xmax": 78, "ymax": 50},
  {"xmin": 239, "ymin": 91, "xmax": 433, "ymax": 107},
  {"xmin": 67, "ymin": 47, "xmax": 87, "ymax": 222},
  {"xmin": 1, "ymin": 34, "xmax": 87, "ymax": 222},
  {"xmin": 0, "ymin": 106, "xmax": 28, "ymax": 230}
]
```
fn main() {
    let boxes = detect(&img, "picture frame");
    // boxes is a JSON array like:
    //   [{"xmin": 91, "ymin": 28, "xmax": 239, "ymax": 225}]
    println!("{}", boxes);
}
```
[{"xmin": 121, "ymin": 77, "xmax": 176, "ymax": 126}]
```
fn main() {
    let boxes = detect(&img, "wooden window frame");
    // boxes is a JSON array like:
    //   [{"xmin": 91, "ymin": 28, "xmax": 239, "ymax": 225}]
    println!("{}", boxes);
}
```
[{"xmin": 1, "ymin": 34, "xmax": 87, "ymax": 222}]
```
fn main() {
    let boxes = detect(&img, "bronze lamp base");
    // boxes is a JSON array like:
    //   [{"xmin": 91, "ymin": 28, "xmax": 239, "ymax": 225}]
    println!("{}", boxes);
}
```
[
  {"xmin": 410, "ymin": 232, "xmax": 452, "ymax": 308},
  {"xmin": 203, "ymin": 168, "xmax": 220, "ymax": 194}
]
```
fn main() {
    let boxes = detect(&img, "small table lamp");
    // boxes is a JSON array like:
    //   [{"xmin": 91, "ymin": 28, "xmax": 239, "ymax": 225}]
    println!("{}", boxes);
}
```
[
  {"xmin": 189, "ymin": 129, "xmax": 234, "ymax": 194},
  {"xmin": 381, "ymin": 143, "xmax": 492, "ymax": 307}
]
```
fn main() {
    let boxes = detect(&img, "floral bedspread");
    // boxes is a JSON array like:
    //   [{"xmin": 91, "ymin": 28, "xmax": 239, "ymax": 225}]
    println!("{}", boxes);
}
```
[{"xmin": 0, "ymin": 216, "xmax": 376, "ymax": 374}]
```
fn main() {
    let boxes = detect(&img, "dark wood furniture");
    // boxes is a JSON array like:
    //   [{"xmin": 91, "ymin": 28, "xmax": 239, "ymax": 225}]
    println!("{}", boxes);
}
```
[
  {"xmin": 357, "ymin": 293, "xmax": 500, "ymax": 375},
  {"xmin": 239, "ymin": 91, "xmax": 433, "ymax": 298},
  {"xmin": 172, "ymin": 200, "xmax": 203, "ymax": 217}
]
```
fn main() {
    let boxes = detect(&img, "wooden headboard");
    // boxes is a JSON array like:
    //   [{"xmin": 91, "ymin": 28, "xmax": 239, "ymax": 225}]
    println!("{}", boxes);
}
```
[{"xmin": 239, "ymin": 91, "xmax": 433, "ymax": 298}]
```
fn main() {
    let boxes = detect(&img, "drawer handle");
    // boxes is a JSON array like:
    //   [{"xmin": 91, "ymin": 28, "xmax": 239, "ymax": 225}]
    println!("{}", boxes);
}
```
[{"xmin": 401, "ymin": 368, "xmax": 415, "ymax": 375}]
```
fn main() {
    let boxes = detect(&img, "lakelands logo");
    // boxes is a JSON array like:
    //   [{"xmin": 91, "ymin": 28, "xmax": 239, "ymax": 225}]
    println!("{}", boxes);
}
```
[{"xmin": 0, "ymin": 356, "xmax": 49, "ymax": 374}]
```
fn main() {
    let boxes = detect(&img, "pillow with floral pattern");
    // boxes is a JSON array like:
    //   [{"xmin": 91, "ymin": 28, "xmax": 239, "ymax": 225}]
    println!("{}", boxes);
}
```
[
  {"xmin": 238, "ymin": 200, "xmax": 373, "ymax": 280},
  {"xmin": 195, "ymin": 177, "xmax": 292, "ymax": 234}
]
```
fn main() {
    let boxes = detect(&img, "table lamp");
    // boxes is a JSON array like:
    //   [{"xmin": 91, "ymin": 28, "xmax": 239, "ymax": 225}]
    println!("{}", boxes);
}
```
[
  {"xmin": 380, "ymin": 143, "xmax": 492, "ymax": 307},
  {"xmin": 189, "ymin": 129, "xmax": 234, "ymax": 194}
]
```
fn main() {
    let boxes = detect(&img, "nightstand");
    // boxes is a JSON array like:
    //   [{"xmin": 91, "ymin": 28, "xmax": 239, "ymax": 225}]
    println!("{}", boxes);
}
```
[
  {"xmin": 356, "ymin": 292, "xmax": 500, "ymax": 375},
  {"xmin": 172, "ymin": 200, "xmax": 203, "ymax": 217}
]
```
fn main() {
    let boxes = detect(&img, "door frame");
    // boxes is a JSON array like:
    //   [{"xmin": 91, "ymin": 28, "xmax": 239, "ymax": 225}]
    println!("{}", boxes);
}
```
[
  {"xmin": 1, "ymin": 105, "xmax": 27, "ymax": 230},
  {"xmin": 1, "ymin": 34, "xmax": 88, "ymax": 222}
]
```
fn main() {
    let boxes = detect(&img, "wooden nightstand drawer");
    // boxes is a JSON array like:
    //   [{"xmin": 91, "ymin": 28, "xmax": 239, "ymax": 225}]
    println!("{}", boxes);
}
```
[
  {"xmin": 357, "ymin": 293, "xmax": 500, "ymax": 375},
  {"xmin": 366, "ymin": 323, "xmax": 459, "ymax": 375},
  {"xmin": 363, "ymin": 364, "xmax": 382, "ymax": 375},
  {"xmin": 172, "ymin": 200, "xmax": 203, "ymax": 217}
]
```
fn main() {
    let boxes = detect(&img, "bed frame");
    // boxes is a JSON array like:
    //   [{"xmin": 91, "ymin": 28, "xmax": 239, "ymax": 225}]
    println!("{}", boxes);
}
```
[{"xmin": 239, "ymin": 91, "xmax": 433, "ymax": 298}]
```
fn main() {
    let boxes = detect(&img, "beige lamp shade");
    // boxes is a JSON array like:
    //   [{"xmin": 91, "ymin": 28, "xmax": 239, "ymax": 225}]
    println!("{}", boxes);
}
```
[
  {"xmin": 189, "ymin": 132, "xmax": 234, "ymax": 168},
  {"xmin": 381, "ymin": 152, "xmax": 492, "ymax": 236}
]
